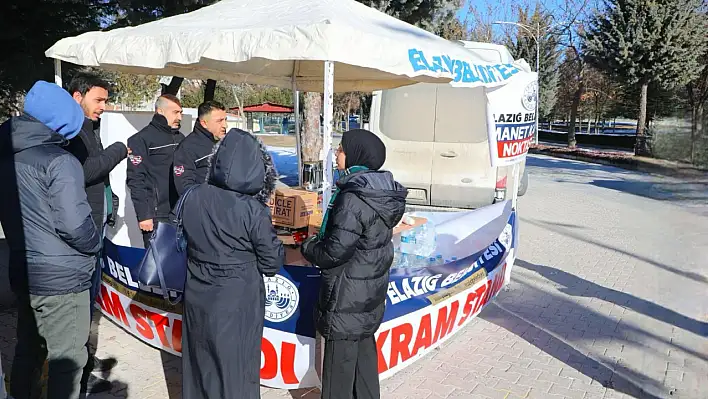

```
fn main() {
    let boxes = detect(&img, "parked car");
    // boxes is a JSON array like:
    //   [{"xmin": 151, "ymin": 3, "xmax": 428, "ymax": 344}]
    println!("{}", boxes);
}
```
[{"xmin": 368, "ymin": 41, "xmax": 528, "ymax": 209}]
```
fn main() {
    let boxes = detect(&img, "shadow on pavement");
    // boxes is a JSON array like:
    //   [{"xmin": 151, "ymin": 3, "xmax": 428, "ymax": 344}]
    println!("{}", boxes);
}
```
[
  {"xmin": 481, "ymin": 298, "xmax": 669, "ymax": 399},
  {"xmin": 526, "ymin": 155, "xmax": 632, "ymax": 174},
  {"xmin": 589, "ymin": 179, "xmax": 708, "ymax": 204},
  {"xmin": 161, "ymin": 351, "xmax": 183, "ymax": 398},
  {"xmin": 524, "ymin": 218, "xmax": 708, "ymax": 285},
  {"xmin": 516, "ymin": 260, "xmax": 708, "ymax": 338},
  {"xmin": 481, "ymin": 259, "xmax": 706, "ymax": 398}
]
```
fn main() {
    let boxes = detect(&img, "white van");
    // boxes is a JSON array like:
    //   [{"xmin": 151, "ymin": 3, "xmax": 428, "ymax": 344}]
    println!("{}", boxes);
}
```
[{"xmin": 369, "ymin": 41, "xmax": 528, "ymax": 209}]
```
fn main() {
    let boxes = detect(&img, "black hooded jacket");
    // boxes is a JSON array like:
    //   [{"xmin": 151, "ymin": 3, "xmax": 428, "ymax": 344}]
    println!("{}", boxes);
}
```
[
  {"xmin": 302, "ymin": 170, "xmax": 407, "ymax": 340},
  {"xmin": 181, "ymin": 128, "xmax": 283, "ymax": 277},
  {"xmin": 126, "ymin": 114, "xmax": 184, "ymax": 222},
  {"xmin": 0, "ymin": 115, "xmax": 101, "ymax": 295},
  {"xmin": 172, "ymin": 122, "xmax": 218, "ymax": 195},
  {"xmin": 180, "ymin": 129, "xmax": 283, "ymax": 399}
]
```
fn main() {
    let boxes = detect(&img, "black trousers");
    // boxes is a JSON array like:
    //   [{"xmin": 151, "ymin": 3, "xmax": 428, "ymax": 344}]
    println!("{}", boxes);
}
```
[{"xmin": 321, "ymin": 337, "xmax": 380, "ymax": 399}]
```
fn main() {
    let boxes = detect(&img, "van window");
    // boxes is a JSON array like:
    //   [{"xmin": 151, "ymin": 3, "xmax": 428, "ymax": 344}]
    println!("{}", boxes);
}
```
[
  {"xmin": 379, "ymin": 84, "xmax": 436, "ymax": 142},
  {"xmin": 434, "ymin": 86, "xmax": 488, "ymax": 144}
]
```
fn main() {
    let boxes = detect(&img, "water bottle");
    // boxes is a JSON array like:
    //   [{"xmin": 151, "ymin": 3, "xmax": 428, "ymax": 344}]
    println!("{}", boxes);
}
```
[
  {"xmin": 392, "ymin": 250, "xmax": 407, "ymax": 269},
  {"xmin": 399, "ymin": 228, "xmax": 417, "ymax": 255},
  {"xmin": 399, "ymin": 222, "xmax": 437, "ymax": 258}
]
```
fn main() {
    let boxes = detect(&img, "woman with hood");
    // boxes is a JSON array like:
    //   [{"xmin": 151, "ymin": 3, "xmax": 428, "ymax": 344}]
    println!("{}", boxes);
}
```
[
  {"xmin": 301, "ymin": 129, "xmax": 408, "ymax": 399},
  {"xmin": 180, "ymin": 129, "xmax": 284, "ymax": 398}
]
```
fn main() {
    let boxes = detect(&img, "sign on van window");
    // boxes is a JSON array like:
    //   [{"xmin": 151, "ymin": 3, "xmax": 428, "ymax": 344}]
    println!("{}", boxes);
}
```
[{"xmin": 485, "ymin": 73, "xmax": 538, "ymax": 167}]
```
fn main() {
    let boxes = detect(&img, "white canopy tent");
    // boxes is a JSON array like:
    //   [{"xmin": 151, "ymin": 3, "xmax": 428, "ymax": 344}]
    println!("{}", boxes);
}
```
[{"xmin": 46, "ymin": 0, "xmax": 532, "ymax": 209}]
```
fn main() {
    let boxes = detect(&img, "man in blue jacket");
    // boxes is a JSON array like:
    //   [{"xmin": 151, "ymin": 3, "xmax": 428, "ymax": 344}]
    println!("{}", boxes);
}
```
[{"xmin": 0, "ymin": 81, "xmax": 102, "ymax": 399}]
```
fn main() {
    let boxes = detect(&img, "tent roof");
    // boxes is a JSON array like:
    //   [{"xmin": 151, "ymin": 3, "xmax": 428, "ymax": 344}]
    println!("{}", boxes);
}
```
[
  {"xmin": 45, "ymin": 0, "xmax": 531, "ymax": 92},
  {"xmin": 238, "ymin": 103, "xmax": 294, "ymax": 113}
]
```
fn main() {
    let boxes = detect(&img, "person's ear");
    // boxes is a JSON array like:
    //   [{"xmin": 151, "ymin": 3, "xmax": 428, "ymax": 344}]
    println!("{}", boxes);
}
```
[{"xmin": 71, "ymin": 92, "xmax": 83, "ymax": 104}]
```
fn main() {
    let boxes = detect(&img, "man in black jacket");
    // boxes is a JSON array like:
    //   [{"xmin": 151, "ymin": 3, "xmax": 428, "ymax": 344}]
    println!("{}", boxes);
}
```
[
  {"xmin": 0, "ymin": 81, "xmax": 102, "ymax": 399},
  {"xmin": 126, "ymin": 94, "xmax": 184, "ymax": 247},
  {"xmin": 66, "ymin": 73, "xmax": 127, "ymax": 393},
  {"xmin": 173, "ymin": 101, "xmax": 228, "ymax": 195}
]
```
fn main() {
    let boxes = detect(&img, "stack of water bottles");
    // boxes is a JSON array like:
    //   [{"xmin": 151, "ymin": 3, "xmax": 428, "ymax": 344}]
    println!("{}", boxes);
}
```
[{"xmin": 393, "ymin": 218, "xmax": 447, "ymax": 269}]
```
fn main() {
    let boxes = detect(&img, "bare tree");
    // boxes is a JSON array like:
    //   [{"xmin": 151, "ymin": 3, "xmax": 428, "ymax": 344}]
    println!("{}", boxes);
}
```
[{"xmin": 302, "ymin": 92, "xmax": 322, "ymax": 163}]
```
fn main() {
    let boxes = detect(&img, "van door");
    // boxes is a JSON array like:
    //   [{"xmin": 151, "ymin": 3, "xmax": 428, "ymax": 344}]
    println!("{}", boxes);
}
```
[
  {"xmin": 371, "ymin": 84, "xmax": 436, "ymax": 205},
  {"xmin": 430, "ymin": 85, "xmax": 496, "ymax": 208}
]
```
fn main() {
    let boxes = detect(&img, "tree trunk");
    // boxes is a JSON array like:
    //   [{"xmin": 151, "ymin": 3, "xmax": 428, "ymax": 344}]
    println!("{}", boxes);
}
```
[
  {"xmin": 690, "ymin": 103, "xmax": 704, "ymax": 164},
  {"xmin": 345, "ymin": 93, "xmax": 352, "ymax": 131},
  {"xmin": 302, "ymin": 92, "xmax": 322, "ymax": 162},
  {"xmin": 568, "ymin": 83, "xmax": 583, "ymax": 148},
  {"xmin": 635, "ymin": 81, "xmax": 650, "ymax": 156}
]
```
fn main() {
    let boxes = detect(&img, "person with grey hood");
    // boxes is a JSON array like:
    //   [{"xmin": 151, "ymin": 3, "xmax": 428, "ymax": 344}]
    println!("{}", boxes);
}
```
[
  {"xmin": 0, "ymin": 81, "xmax": 102, "ymax": 399},
  {"xmin": 180, "ymin": 128, "xmax": 283, "ymax": 398}
]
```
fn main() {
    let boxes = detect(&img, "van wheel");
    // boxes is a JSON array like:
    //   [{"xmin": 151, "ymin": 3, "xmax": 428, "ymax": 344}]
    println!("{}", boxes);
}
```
[{"xmin": 518, "ymin": 169, "xmax": 529, "ymax": 196}]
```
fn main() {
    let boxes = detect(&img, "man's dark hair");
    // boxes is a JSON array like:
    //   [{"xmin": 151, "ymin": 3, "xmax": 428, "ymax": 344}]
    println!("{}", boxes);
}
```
[
  {"xmin": 198, "ymin": 101, "xmax": 226, "ymax": 120},
  {"xmin": 67, "ymin": 72, "xmax": 111, "ymax": 97}
]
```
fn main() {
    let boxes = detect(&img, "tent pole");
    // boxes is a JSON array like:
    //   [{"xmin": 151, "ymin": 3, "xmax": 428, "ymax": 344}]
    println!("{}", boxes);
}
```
[
  {"xmin": 321, "ymin": 61, "xmax": 335, "ymax": 214},
  {"xmin": 53, "ymin": 59, "xmax": 63, "ymax": 87},
  {"xmin": 511, "ymin": 162, "xmax": 520, "ymax": 210},
  {"xmin": 292, "ymin": 61, "xmax": 303, "ymax": 188}
]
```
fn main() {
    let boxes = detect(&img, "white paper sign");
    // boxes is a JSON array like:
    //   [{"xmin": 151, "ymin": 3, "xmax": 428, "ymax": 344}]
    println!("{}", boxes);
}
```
[{"xmin": 485, "ymin": 72, "xmax": 538, "ymax": 167}]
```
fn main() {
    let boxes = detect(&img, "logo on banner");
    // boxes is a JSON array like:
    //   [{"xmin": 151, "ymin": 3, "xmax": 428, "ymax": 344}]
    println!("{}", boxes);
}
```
[
  {"xmin": 264, "ymin": 276, "xmax": 299, "ymax": 322},
  {"xmin": 128, "ymin": 155, "xmax": 142, "ymax": 166},
  {"xmin": 499, "ymin": 223, "xmax": 513, "ymax": 250},
  {"xmin": 521, "ymin": 81, "xmax": 538, "ymax": 111},
  {"xmin": 173, "ymin": 165, "xmax": 184, "ymax": 176}
]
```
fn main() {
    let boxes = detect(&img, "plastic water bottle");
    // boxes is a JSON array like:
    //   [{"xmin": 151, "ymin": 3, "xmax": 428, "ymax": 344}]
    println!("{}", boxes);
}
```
[
  {"xmin": 392, "ymin": 250, "xmax": 406, "ymax": 269},
  {"xmin": 399, "ymin": 222, "xmax": 437, "ymax": 258},
  {"xmin": 399, "ymin": 228, "xmax": 417, "ymax": 255}
]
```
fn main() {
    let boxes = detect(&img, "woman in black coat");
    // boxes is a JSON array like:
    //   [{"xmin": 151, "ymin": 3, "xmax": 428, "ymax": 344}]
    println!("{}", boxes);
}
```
[
  {"xmin": 180, "ymin": 129, "xmax": 284, "ymax": 399},
  {"xmin": 302, "ymin": 129, "xmax": 408, "ymax": 399}
]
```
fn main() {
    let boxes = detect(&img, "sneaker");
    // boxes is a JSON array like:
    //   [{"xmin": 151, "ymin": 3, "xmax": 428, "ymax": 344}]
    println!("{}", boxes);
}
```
[{"xmin": 80, "ymin": 374, "xmax": 112, "ymax": 394}]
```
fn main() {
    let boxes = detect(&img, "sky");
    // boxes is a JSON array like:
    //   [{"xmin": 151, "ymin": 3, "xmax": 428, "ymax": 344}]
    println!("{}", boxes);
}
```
[{"xmin": 456, "ymin": 0, "xmax": 590, "ymax": 28}]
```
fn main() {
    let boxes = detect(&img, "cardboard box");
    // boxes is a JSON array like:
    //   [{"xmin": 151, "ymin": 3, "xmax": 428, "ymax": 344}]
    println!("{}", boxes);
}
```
[
  {"xmin": 269, "ymin": 188, "xmax": 318, "ymax": 229},
  {"xmin": 308, "ymin": 212, "xmax": 324, "ymax": 238}
]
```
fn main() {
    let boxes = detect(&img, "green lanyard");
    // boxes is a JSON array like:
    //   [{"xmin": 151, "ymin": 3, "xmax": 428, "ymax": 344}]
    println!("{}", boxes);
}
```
[{"xmin": 318, "ymin": 165, "xmax": 368, "ymax": 239}]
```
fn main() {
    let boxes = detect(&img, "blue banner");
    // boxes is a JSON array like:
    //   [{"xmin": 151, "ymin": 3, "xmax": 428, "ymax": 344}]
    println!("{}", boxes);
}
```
[{"xmin": 101, "ymin": 210, "xmax": 515, "ymax": 340}]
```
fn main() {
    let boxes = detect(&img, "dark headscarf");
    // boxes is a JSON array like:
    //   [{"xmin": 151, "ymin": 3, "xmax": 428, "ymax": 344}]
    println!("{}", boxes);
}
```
[{"xmin": 340, "ymin": 129, "xmax": 386, "ymax": 170}]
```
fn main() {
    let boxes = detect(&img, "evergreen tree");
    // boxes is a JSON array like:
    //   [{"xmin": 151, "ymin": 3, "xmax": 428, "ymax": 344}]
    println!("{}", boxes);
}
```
[
  {"xmin": 583, "ymin": 0, "xmax": 707, "ymax": 155},
  {"xmin": 0, "ymin": 0, "xmax": 110, "ymax": 115}
]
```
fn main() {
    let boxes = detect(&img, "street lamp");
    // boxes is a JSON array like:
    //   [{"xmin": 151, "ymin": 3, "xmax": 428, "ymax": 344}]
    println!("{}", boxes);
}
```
[
  {"xmin": 495, "ymin": 20, "xmax": 570, "ymax": 145},
  {"xmin": 493, "ymin": 20, "xmax": 541, "ymax": 145}
]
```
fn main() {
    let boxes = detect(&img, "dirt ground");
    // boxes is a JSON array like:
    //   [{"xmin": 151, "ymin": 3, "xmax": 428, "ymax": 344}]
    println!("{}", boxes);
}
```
[{"xmin": 257, "ymin": 134, "xmax": 296, "ymax": 147}]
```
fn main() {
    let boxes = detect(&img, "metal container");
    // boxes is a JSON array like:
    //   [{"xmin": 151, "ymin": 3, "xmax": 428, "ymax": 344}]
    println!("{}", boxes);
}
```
[{"xmin": 302, "ymin": 162, "xmax": 322, "ymax": 192}]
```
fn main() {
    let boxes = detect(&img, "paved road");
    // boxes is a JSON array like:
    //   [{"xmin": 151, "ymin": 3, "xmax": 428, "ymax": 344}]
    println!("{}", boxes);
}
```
[{"xmin": 1, "ymin": 154, "xmax": 707, "ymax": 399}]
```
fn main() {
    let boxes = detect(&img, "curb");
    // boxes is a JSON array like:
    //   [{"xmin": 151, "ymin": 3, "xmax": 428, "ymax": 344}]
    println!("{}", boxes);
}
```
[{"xmin": 529, "ymin": 148, "xmax": 707, "ymax": 179}]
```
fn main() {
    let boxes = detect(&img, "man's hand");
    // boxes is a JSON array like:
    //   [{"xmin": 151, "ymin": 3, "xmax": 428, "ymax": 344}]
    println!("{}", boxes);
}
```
[
  {"xmin": 127, "ymin": 147, "xmax": 132, "ymax": 155},
  {"xmin": 139, "ymin": 219, "xmax": 154, "ymax": 232}
]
